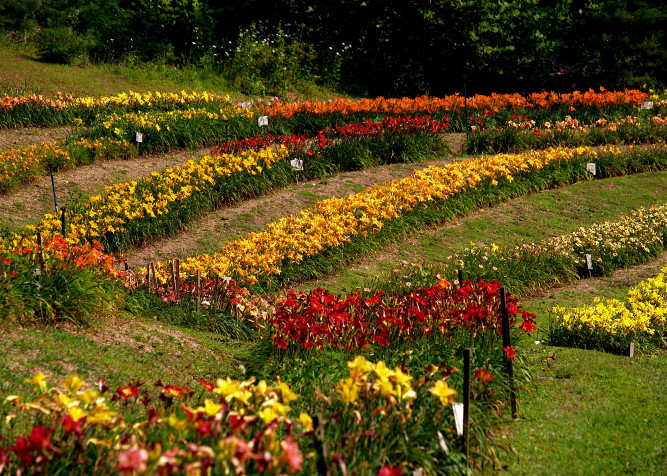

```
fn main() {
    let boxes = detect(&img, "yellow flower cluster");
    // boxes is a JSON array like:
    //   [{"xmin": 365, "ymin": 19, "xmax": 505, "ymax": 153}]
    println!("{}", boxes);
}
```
[
  {"xmin": 64, "ymin": 90, "xmax": 234, "ymax": 109},
  {"xmin": 336, "ymin": 356, "xmax": 419, "ymax": 405},
  {"xmin": 552, "ymin": 267, "xmax": 667, "ymax": 338},
  {"xmin": 8, "ymin": 372, "xmax": 118, "ymax": 427},
  {"xmin": 166, "ymin": 146, "xmax": 615, "ymax": 285},
  {"xmin": 0, "ymin": 145, "xmax": 289, "ymax": 253},
  {"xmin": 101, "ymin": 105, "xmax": 253, "ymax": 135}
]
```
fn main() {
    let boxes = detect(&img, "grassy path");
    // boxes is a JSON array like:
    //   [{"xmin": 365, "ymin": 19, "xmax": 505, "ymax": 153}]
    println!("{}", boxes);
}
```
[{"xmin": 506, "ymin": 258, "xmax": 667, "ymax": 475}]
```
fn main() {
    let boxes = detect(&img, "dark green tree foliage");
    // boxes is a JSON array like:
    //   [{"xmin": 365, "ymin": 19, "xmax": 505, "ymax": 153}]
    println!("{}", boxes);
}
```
[
  {"xmin": 0, "ymin": 0, "xmax": 41, "ymax": 32},
  {"xmin": 562, "ymin": 0, "xmax": 667, "ymax": 90},
  {"xmin": 0, "ymin": 0, "xmax": 664, "ymax": 93}
]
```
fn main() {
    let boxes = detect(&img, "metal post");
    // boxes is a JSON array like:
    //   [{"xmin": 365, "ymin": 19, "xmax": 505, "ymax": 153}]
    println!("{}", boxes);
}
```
[{"xmin": 49, "ymin": 168, "xmax": 59, "ymax": 213}]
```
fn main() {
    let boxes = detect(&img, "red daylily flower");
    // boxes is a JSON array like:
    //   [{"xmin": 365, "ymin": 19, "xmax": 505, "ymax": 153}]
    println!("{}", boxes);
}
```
[
  {"xmin": 474, "ymin": 368, "xmax": 495, "ymax": 385},
  {"xmin": 116, "ymin": 385, "xmax": 139, "ymax": 399},
  {"xmin": 503, "ymin": 346, "xmax": 517, "ymax": 359},
  {"xmin": 378, "ymin": 465, "xmax": 403, "ymax": 476}
]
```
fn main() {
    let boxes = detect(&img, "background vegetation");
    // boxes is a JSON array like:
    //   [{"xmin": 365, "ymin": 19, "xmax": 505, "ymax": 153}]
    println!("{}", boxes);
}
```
[{"xmin": 0, "ymin": 0, "xmax": 665, "ymax": 97}]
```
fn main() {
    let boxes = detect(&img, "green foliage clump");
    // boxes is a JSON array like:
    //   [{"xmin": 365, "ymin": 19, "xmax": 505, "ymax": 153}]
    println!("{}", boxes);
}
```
[{"xmin": 34, "ymin": 26, "xmax": 88, "ymax": 65}]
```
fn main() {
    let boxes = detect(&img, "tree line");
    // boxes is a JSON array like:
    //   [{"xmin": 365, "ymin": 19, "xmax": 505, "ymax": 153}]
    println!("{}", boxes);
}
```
[{"xmin": 1, "ymin": 0, "xmax": 665, "ymax": 96}]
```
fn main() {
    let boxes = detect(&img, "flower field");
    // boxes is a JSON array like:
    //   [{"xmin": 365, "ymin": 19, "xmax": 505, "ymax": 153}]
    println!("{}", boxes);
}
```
[{"xmin": 1, "ymin": 87, "xmax": 666, "ymax": 475}]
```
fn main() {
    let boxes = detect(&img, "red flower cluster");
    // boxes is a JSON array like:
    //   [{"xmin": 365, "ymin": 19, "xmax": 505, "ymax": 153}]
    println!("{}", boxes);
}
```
[
  {"xmin": 5, "ymin": 426, "xmax": 60, "ymax": 468},
  {"xmin": 210, "ymin": 115, "xmax": 448, "ymax": 157},
  {"xmin": 270, "ymin": 279, "xmax": 536, "ymax": 352}
]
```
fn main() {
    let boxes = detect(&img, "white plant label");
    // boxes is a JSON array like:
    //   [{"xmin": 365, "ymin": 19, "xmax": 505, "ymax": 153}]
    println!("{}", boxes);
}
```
[
  {"xmin": 258, "ymin": 115, "xmax": 269, "ymax": 127},
  {"xmin": 586, "ymin": 254, "xmax": 593, "ymax": 270},
  {"xmin": 135, "ymin": 132, "xmax": 143, "ymax": 143},
  {"xmin": 222, "ymin": 277, "xmax": 232, "ymax": 285},
  {"xmin": 437, "ymin": 431, "xmax": 449, "ymax": 455},
  {"xmin": 241, "ymin": 101, "xmax": 251, "ymax": 109},
  {"xmin": 640, "ymin": 101, "xmax": 654, "ymax": 110},
  {"xmin": 586, "ymin": 162, "xmax": 596, "ymax": 175},
  {"xmin": 290, "ymin": 158, "xmax": 304, "ymax": 171},
  {"xmin": 452, "ymin": 402, "xmax": 464, "ymax": 436}
]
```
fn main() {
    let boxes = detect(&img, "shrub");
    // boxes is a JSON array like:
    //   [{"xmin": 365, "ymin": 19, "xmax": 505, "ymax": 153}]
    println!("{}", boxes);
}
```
[{"xmin": 34, "ymin": 26, "xmax": 87, "ymax": 64}]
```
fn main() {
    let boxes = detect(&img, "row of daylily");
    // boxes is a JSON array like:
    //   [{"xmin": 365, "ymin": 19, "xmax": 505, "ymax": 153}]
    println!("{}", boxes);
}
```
[
  {"xmin": 1, "ymin": 88, "xmax": 660, "ymax": 130},
  {"xmin": 153, "ymin": 145, "xmax": 631, "ymax": 287},
  {"xmin": 0, "ymin": 353, "xmax": 502, "ymax": 475},
  {"xmin": 376, "ymin": 202, "xmax": 667, "ymax": 294},
  {"xmin": 270, "ymin": 278, "xmax": 536, "ymax": 354},
  {"xmin": 549, "ymin": 266, "xmax": 667, "ymax": 352},
  {"xmin": 0, "ymin": 91, "xmax": 264, "ymax": 128},
  {"xmin": 0, "ymin": 138, "xmax": 136, "ymax": 192},
  {"xmin": 466, "ymin": 114, "xmax": 667, "ymax": 154}
]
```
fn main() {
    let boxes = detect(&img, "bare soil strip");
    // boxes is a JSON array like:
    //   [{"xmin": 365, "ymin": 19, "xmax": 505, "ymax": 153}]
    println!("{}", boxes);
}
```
[
  {"xmin": 0, "ymin": 146, "xmax": 214, "ymax": 230},
  {"xmin": 0, "ymin": 126, "xmax": 70, "ymax": 151}
]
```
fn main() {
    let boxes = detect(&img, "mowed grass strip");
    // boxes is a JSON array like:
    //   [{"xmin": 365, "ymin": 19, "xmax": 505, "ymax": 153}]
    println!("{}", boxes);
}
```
[
  {"xmin": 302, "ymin": 171, "xmax": 667, "ymax": 293},
  {"xmin": 507, "ymin": 261, "xmax": 667, "ymax": 475}
]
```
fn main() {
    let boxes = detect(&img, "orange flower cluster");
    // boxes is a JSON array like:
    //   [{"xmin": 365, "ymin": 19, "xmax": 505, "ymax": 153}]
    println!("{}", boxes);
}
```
[{"xmin": 261, "ymin": 89, "xmax": 648, "ymax": 118}]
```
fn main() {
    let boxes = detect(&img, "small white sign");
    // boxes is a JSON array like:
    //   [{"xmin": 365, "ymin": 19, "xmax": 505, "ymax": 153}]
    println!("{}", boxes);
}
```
[
  {"xmin": 586, "ymin": 162, "xmax": 596, "ymax": 175},
  {"xmin": 437, "ymin": 431, "xmax": 449, "ymax": 455},
  {"xmin": 640, "ymin": 101, "xmax": 654, "ymax": 110},
  {"xmin": 452, "ymin": 402, "xmax": 464, "ymax": 436},
  {"xmin": 222, "ymin": 277, "xmax": 232, "ymax": 285},
  {"xmin": 586, "ymin": 254, "xmax": 593, "ymax": 270},
  {"xmin": 135, "ymin": 132, "xmax": 143, "ymax": 143},
  {"xmin": 290, "ymin": 158, "xmax": 304, "ymax": 171},
  {"xmin": 258, "ymin": 115, "xmax": 269, "ymax": 127},
  {"xmin": 241, "ymin": 101, "xmax": 251, "ymax": 109}
]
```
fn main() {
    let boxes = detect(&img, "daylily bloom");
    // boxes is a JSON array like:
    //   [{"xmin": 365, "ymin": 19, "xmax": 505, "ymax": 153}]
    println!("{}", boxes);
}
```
[{"xmin": 503, "ymin": 346, "xmax": 517, "ymax": 359}]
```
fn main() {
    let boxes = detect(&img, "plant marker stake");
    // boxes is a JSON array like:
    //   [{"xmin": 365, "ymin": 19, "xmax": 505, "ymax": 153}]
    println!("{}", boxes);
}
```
[
  {"xmin": 36, "ymin": 232, "xmax": 44, "ymax": 269},
  {"xmin": 500, "ymin": 287, "xmax": 518, "ymax": 419},
  {"xmin": 196, "ymin": 269, "xmax": 201, "ymax": 313},
  {"xmin": 124, "ymin": 260, "xmax": 129, "ymax": 272},
  {"xmin": 0, "ymin": 259, "xmax": 5, "ymax": 277},
  {"xmin": 175, "ymin": 259, "xmax": 180, "ymax": 300},
  {"xmin": 629, "ymin": 342, "xmax": 634, "ymax": 358},
  {"xmin": 457, "ymin": 269, "xmax": 464, "ymax": 288},
  {"xmin": 150, "ymin": 262, "xmax": 158, "ymax": 293},
  {"xmin": 463, "ymin": 348, "xmax": 471, "ymax": 464},
  {"xmin": 212, "ymin": 275, "xmax": 220, "ymax": 314},
  {"xmin": 225, "ymin": 120, "xmax": 229, "ymax": 143},
  {"xmin": 311, "ymin": 414, "xmax": 328, "ymax": 475},
  {"xmin": 60, "ymin": 207, "xmax": 66, "ymax": 238},
  {"xmin": 170, "ymin": 261, "xmax": 177, "ymax": 296},
  {"xmin": 146, "ymin": 264, "xmax": 151, "ymax": 293},
  {"xmin": 49, "ymin": 168, "xmax": 59, "ymax": 213}
]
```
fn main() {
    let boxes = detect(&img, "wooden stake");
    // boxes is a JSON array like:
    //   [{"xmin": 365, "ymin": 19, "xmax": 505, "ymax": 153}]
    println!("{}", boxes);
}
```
[
  {"xmin": 629, "ymin": 342, "xmax": 635, "ymax": 358},
  {"xmin": 212, "ymin": 275, "xmax": 220, "ymax": 314},
  {"xmin": 170, "ymin": 261, "xmax": 177, "ymax": 296},
  {"xmin": 175, "ymin": 259, "xmax": 180, "ymax": 300},
  {"xmin": 146, "ymin": 265, "xmax": 151, "ymax": 293},
  {"xmin": 36, "ymin": 232, "xmax": 44, "ymax": 269},
  {"xmin": 196, "ymin": 269, "xmax": 201, "ymax": 313},
  {"xmin": 150, "ymin": 262, "xmax": 158, "ymax": 292},
  {"xmin": 0, "ymin": 259, "xmax": 5, "ymax": 277},
  {"xmin": 500, "ymin": 287, "xmax": 518, "ymax": 419},
  {"xmin": 463, "ymin": 348, "xmax": 471, "ymax": 462}
]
